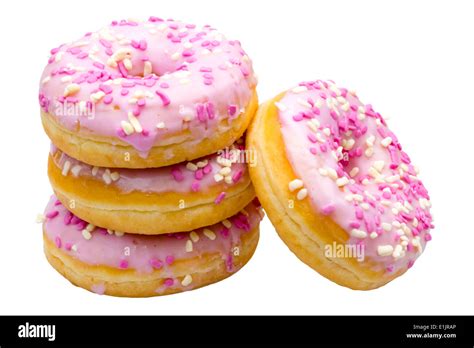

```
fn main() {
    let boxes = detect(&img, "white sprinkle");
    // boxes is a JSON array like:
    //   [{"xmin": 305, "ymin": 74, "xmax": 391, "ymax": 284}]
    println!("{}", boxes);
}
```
[
  {"xmin": 115, "ymin": 231, "xmax": 124, "ymax": 237},
  {"xmin": 64, "ymin": 83, "xmax": 80, "ymax": 97},
  {"xmin": 121, "ymin": 120, "xmax": 134, "ymax": 135},
  {"xmin": 219, "ymin": 167, "xmax": 231, "ymax": 176},
  {"xmin": 70, "ymin": 165, "xmax": 82, "ymax": 177},
  {"xmin": 373, "ymin": 160, "xmax": 385, "ymax": 172},
  {"xmin": 110, "ymin": 172, "xmax": 120, "ymax": 181},
  {"xmin": 102, "ymin": 169, "xmax": 112, "ymax": 185},
  {"xmin": 156, "ymin": 122, "xmax": 166, "ymax": 129},
  {"xmin": 288, "ymin": 179, "xmax": 304, "ymax": 192},
  {"xmin": 181, "ymin": 274, "xmax": 193, "ymax": 286},
  {"xmin": 319, "ymin": 168, "xmax": 328, "ymax": 176},
  {"xmin": 351, "ymin": 229, "xmax": 367, "ymax": 239},
  {"xmin": 61, "ymin": 76, "xmax": 72, "ymax": 83},
  {"xmin": 353, "ymin": 194, "xmax": 364, "ymax": 202},
  {"xmin": 143, "ymin": 61, "xmax": 152, "ymax": 76},
  {"xmin": 377, "ymin": 245, "xmax": 394, "ymax": 257},
  {"xmin": 222, "ymin": 219, "xmax": 232, "ymax": 229},
  {"xmin": 185, "ymin": 240, "xmax": 193, "ymax": 253},
  {"xmin": 322, "ymin": 128, "xmax": 331, "ymax": 137},
  {"xmin": 123, "ymin": 58, "xmax": 133, "ymax": 71},
  {"xmin": 327, "ymin": 168, "xmax": 338, "ymax": 180},
  {"xmin": 370, "ymin": 232, "xmax": 378, "ymax": 239},
  {"xmin": 90, "ymin": 91, "xmax": 106, "ymax": 103},
  {"xmin": 349, "ymin": 167, "xmax": 359, "ymax": 177},
  {"xmin": 128, "ymin": 112, "xmax": 142, "ymax": 133},
  {"xmin": 297, "ymin": 98, "xmax": 312, "ymax": 108},
  {"xmin": 365, "ymin": 147, "xmax": 374, "ymax": 158},
  {"xmin": 91, "ymin": 166, "xmax": 99, "ymax": 176},
  {"xmin": 291, "ymin": 86, "xmax": 308, "ymax": 94},
  {"xmin": 361, "ymin": 203, "xmax": 370, "ymax": 210},
  {"xmin": 196, "ymin": 160, "xmax": 208, "ymax": 168},
  {"xmin": 382, "ymin": 223, "xmax": 392, "ymax": 232},
  {"xmin": 62, "ymin": 161, "xmax": 71, "ymax": 176},
  {"xmin": 365, "ymin": 135, "xmax": 375, "ymax": 147},
  {"xmin": 42, "ymin": 76, "xmax": 51, "ymax": 85},
  {"xmin": 86, "ymin": 223, "xmax": 95, "ymax": 232},
  {"xmin": 82, "ymin": 229, "xmax": 92, "ymax": 240},
  {"xmin": 336, "ymin": 177, "xmax": 349, "ymax": 187},
  {"xmin": 107, "ymin": 229, "xmax": 114, "ymax": 235},
  {"xmin": 296, "ymin": 188, "xmax": 308, "ymax": 200},
  {"xmin": 71, "ymin": 244, "xmax": 78, "ymax": 252},
  {"xmin": 36, "ymin": 214, "xmax": 46, "ymax": 223},
  {"xmin": 186, "ymin": 162, "xmax": 198, "ymax": 172},
  {"xmin": 392, "ymin": 244, "xmax": 404, "ymax": 259},
  {"xmin": 190, "ymin": 231, "xmax": 199, "ymax": 243},
  {"xmin": 214, "ymin": 173, "xmax": 224, "ymax": 182},
  {"xmin": 381, "ymin": 137, "xmax": 393, "ymax": 147},
  {"xmin": 55, "ymin": 52, "xmax": 64, "ymax": 62},
  {"xmin": 203, "ymin": 228, "xmax": 216, "ymax": 240}
]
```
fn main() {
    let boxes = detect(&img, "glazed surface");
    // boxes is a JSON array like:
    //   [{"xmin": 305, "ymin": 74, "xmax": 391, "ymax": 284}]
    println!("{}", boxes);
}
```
[
  {"xmin": 276, "ymin": 80, "xmax": 434, "ymax": 273},
  {"xmin": 39, "ymin": 17, "xmax": 256, "ymax": 156},
  {"xmin": 50, "ymin": 140, "xmax": 249, "ymax": 195},
  {"xmin": 42, "ymin": 195, "xmax": 263, "ymax": 274}
]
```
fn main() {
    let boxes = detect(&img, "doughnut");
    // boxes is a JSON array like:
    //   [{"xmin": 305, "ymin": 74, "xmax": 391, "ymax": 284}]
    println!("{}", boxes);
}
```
[
  {"xmin": 39, "ymin": 17, "xmax": 257, "ymax": 168},
  {"xmin": 47, "ymin": 140, "xmax": 256, "ymax": 234},
  {"xmin": 40, "ymin": 196, "xmax": 263, "ymax": 297},
  {"xmin": 248, "ymin": 80, "xmax": 434, "ymax": 290}
]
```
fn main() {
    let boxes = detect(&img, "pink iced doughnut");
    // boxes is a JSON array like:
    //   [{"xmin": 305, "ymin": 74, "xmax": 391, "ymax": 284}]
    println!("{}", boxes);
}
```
[
  {"xmin": 42, "ymin": 196, "xmax": 263, "ymax": 297},
  {"xmin": 39, "ymin": 17, "xmax": 258, "ymax": 168},
  {"xmin": 248, "ymin": 80, "xmax": 434, "ymax": 289}
]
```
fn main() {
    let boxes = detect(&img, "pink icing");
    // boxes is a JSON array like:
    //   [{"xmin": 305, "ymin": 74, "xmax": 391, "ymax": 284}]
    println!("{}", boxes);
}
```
[
  {"xmin": 43, "ymin": 196, "xmax": 262, "ymax": 274},
  {"xmin": 277, "ymin": 80, "xmax": 434, "ymax": 273},
  {"xmin": 51, "ymin": 140, "xmax": 249, "ymax": 194},
  {"xmin": 39, "ymin": 18, "xmax": 256, "ymax": 155}
]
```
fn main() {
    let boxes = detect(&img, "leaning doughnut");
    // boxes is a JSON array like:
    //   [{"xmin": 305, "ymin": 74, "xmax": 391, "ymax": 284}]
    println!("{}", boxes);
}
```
[
  {"xmin": 248, "ymin": 80, "xmax": 434, "ymax": 290},
  {"xmin": 47, "ymin": 140, "xmax": 255, "ymax": 234},
  {"xmin": 41, "ymin": 196, "xmax": 263, "ymax": 297},
  {"xmin": 39, "ymin": 17, "xmax": 257, "ymax": 168}
]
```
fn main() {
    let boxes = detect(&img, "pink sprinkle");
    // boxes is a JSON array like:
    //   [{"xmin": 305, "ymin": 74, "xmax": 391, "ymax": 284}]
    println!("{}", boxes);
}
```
[
  {"xmin": 164, "ymin": 278, "xmax": 174, "ymax": 287},
  {"xmin": 232, "ymin": 170, "xmax": 243, "ymax": 183},
  {"xmin": 119, "ymin": 259, "xmax": 129, "ymax": 269},
  {"xmin": 424, "ymin": 233, "xmax": 432, "ymax": 241},
  {"xmin": 215, "ymin": 192, "xmax": 226, "ymax": 204},
  {"xmin": 54, "ymin": 199, "xmax": 61, "ymax": 206},
  {"xmin": 228, "ymin": 104, "xmax": 237, "ymax": 117},
  {"xmin": 165, "ymin": 255, "xmax": 175, "ymax": 265},
  {"xmin": 155, "ymin": 90, "xmax": 170, "ymax": 106},
  {"xmin": 386, "ymin": 265, "xmax": 394, "ymax": 273},
  {"xmin": 139, "ymin": 39, "xmax": 148, "ymax": 50},
  {"xmin": 137, "ymin": 98, "xmax": 146, "ymax": 107},
  {"xmin": 308, "ymin": 133, "xmax": 317, "ymax": 143},
  {"xmin": 309, "ymin": 147, "xmax": 318, "ymax": 155},
  {"xmin": 93, "ymin": 61, "xmax": 105, "ymax": 69},
  {"xmin": 149, "ymin": 258, "xmax": 163, "ymax": 269},
  {"xmin": 196, "ymin": 103, "xmax": 206, "ymax": 122},
  {"xmin": 203, "ymin": 163, "xmax": 212, "ymax": 174},
  {"xmin": 99, "ymin": 39, "xmax": 112, "ymax": 48},
  {"xmin": 355, "ymin": 207, "xmax": 364, "ymax": 220},
  {"xmin": 54, "ymin": 236, "xmax": 62, "ymax": 248},
  {"xmin": 206, "ymin": 102, "xmax": 215, "ymax": 119},
  {"xmin": 46, "ymin": 210, "xmax": 59, "ymax": 219},
  {"xmin": 349, "ymin": 221, "xmax": 361, "ymax": 228},
  {"xmin": 194, "ymin": 169, "xmax": 204, "ymax": 180},
  {"xmin": 321, "ymin": 204, "xmax": 335, "ymax": 215},
  {"xmin": 171, "ymin": 168, "xmax": 184, "ymax": 182},
  {"xmin": 65, "ymin": 243, "xmax": 73, "ymax": 251},
  {"xmin": 293, "ymin": 113, "xmax": 304, "ymax": 122},
  {"xmin": 182, "ymin": 49, "xmax": 195, "ymax": 57},
  {"xmin": 220, "ymin": 227, "xmax": 230, "ymax": 238},
  {"xmin": 99, "ymin": 84, "xmax": 113, "ymax": 94},
  {"xmin": 103, "ymin": 95, "xmax": 113, "ymax": 105},
  {"xmin": 160, "ymin": 82, "xmax": 169, "ymax": 89},
  {"xmin": 64, "ymin": 211, "xmax": 73, "ymax": 225},
  {"xmin": 407, "ymin": 260, "xmax": 415, "ymax": 269},
  {"xmin": 120, "ymin": 89, "xmax": 129, "ymax": 96},
  {"xmin": 191, "ymin": 181, "xmax": 200, "ymax": 192}
]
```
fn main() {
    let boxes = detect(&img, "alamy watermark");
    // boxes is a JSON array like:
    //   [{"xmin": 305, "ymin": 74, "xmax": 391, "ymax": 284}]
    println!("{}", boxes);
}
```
[{"xmin": 324, "ymin": 242, "xmax": 365, "ymax": 262}]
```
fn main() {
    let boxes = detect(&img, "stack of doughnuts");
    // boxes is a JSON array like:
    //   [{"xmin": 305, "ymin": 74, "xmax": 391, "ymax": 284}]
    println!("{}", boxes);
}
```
[{"xmin": 38, "ymin": 17, "xmax": 262, "ymax": 297}]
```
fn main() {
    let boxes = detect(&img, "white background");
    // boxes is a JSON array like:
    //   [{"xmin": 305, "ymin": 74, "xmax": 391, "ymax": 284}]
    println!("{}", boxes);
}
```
[{"xmin": 0, "ymin": 0, "xmax": 472, "ymax": 315}]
